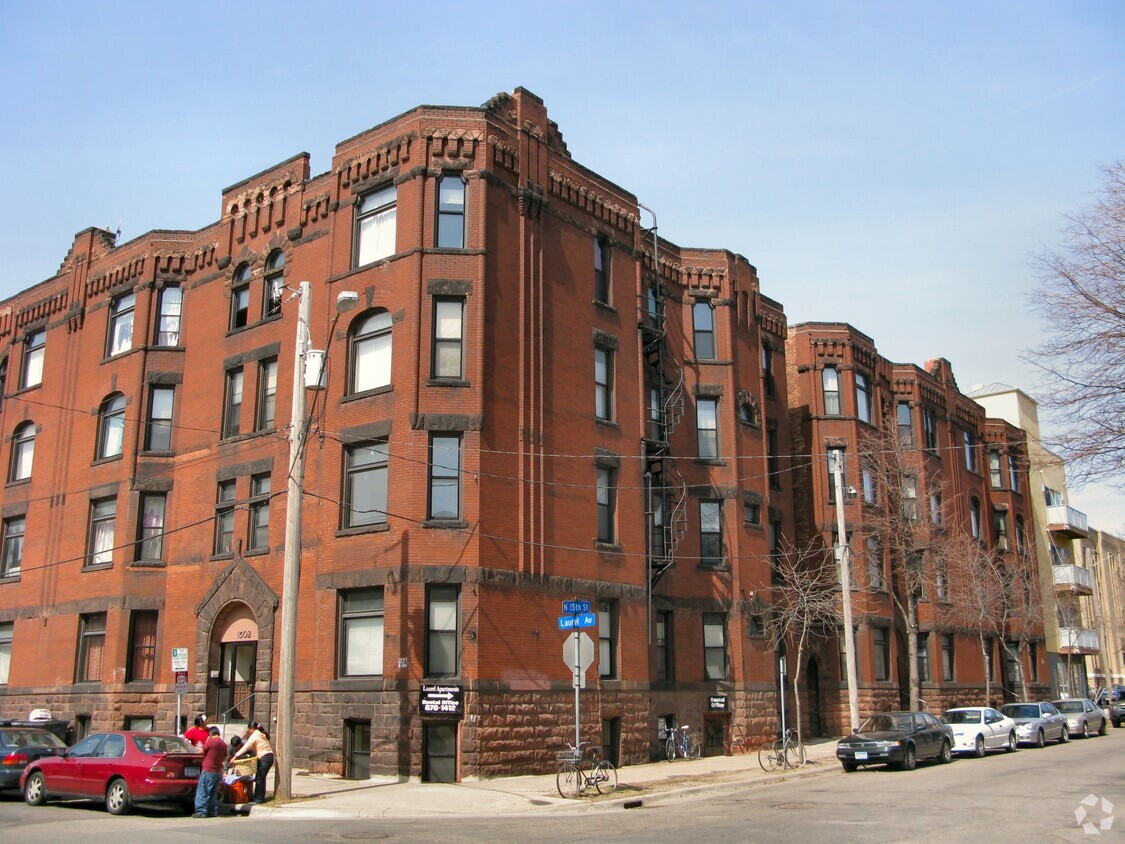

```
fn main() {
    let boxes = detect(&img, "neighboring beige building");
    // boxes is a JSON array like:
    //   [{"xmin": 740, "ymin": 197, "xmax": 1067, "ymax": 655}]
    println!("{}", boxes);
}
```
[
  {"xmin": 1088, "ymin": 528, "xmax": 1125, "ymax": 691},
  {"xmin": 970, "ymin": 384, "xmax": 1100, "ymax": 698}
]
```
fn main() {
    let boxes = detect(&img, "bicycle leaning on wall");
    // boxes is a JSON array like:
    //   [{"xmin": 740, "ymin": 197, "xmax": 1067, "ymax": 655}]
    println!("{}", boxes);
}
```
[
  {"xmin": 556, "ymin": 742, "xmax": 618, "ymax": 798},
  {"xmin": 665, "ymin": 724, "xmax": 701, "ymax": 761}
]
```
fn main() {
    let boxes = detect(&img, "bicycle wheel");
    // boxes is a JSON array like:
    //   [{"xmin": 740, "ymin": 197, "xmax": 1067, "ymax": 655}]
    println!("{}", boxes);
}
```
[
  {"xmin": 758, "ymin": 742, "xmax": 780, "ymax": 772},
  {"xmin": 556, "ymin": 762, "xmax": 582, "ymax": 798},
  {"xmin": 685, "ymin": 733, "xmax": 701, "ymax": 760},
  {"xmin": 665, "ymin": 735, "xmax": 677, "ymax": 761},
  {"xmin": 594, "ymin": 760, "xmax": 618, "ymax": 795},
  {"xmin": 784, "ymin": 739, "xmax": 806, "ymax": 768}
]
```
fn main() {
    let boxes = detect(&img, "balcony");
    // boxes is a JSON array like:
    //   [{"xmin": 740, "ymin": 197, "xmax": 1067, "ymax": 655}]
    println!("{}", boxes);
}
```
[
  {"xmin": 1053, "ymin": 564, "xmax": 1094, "ymax": 595},
  {"xmin": 1057, "ymin": 626, "xmax": 1100, "ymax": 655},
  {"xmin": 1046, "ymin": 504, "xmax": 1088, "ymax": 538}
]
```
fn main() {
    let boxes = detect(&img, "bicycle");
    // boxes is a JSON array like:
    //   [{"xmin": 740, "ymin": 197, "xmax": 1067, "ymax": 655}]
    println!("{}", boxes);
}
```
[
  {"xmin": 664, "ymin": 724, "xmax": 701, "ymax": 761},
  {"xmin": 758, "ymin": 727, "xmax": 806, "ymax": 772},
  {"xmin": 555, "ymin": 742, "xmax": 618, "ymax": 798}
]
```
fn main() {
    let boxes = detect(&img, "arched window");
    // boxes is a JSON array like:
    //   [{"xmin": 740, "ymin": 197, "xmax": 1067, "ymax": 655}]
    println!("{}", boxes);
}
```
[
  {"xmin": 97, "ymin": 394, "xmax": 126, "ymax": 460},
  {"xmin": 349, "ymin": 310, "xmax": 392, "ymax": 393},
  {"xmin": 969, "ymin": 497, "xmax": 982, "ymax": 539},
  {"xmin": 9, "ymin": 422, "xmax": 35, "ymax": 482},
  {"xmin": 263, "ymin": 250, "xmax": 285, "ymax": 317},
  {"xmin": 737, "ymin": 391, "xmax": 760, "ymax": 427}
]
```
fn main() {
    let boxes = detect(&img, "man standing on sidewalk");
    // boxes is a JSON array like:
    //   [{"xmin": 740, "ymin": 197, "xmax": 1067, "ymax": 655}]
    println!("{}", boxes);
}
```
[{"xmin": 193, "ymin": 726, "xmax": 228, "ymax": 818}]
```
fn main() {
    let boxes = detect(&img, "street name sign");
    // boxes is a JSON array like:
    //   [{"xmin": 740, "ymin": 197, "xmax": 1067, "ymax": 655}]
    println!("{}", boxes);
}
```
[
  {"xmin": 557, "ymin": 612, "xmax": 597, "ymax": 630},
  {"xmin": 562, "ymin": 600, "xmax": 591, "ymax": 614}
]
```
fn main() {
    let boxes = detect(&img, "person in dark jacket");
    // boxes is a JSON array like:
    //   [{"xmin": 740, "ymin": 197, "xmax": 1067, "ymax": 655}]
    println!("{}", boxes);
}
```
[{"xmin": 192, "ymin": 726, "xmax": 228, "ymax": 818}]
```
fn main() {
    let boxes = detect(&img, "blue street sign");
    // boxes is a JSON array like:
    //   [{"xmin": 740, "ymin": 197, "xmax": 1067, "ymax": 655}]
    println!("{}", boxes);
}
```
[
  {"xmin": 562, "ymin": 600, "xmax": 591, "ymax": 614},
  {"xmin": 558, "ymin": 615, "xmax": 580, "ymax": 631},
  {"xmin": 576, "ymin": 612, "xmax": 597, "ymax": 628}
]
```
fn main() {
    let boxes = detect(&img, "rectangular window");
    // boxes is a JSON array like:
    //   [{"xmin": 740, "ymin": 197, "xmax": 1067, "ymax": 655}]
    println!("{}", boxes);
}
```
[
  {"xmin": 699, "ymin": 500, "xmax": 723, "ymax": 568},
  {"xmin": 136, "ymin": 493, "xmax": 166, "ymax": 561},
  {"xmin": 941, "ymin": 634, "xmax": 955, "ymax": 681},
  {"xmin": 230, "ymin": 284, "xmax": 249, "ymax": 330},
  {"xmin": 989, "ymin": 450, "xmax": 1003, "ymax": 488},
  {"xmin": 770, "ymin": 516, "xmax": 783, "ymax": 581},
  {"xmin": 1, "ymin": 516, "xmax": 25, "ymax": 577},
  {"xmin": 761, "ymin": 342, "xmax": 776, "ymax": 398},
  {"xmin": 1029, "ymin": 642, "xmax": 1038, "ymax": 682},
  {"xmin": 223, "ymin": 368, "xmax": 243, "ymax": 438},
  {"xmin": 594, "ymin": 238, "xmax": 609, "ymax": 304},
  {"xmin": 127, "ymin": 611, "xmax": 157, "ymax": 682},
  {"xmin": 896, "ymin": 402, "xmax": 914, "ymax": 445},
  {"xmin": 426, "ymin": 585, "xmax": 459, "ymax": 677},
  {"xmin": 596, "ymin": 467, "xmax": 616, "ymax": 544},
  {"xmin": 703, "ymin": 613, "xmax": 728, "ymax": 680},
  {"xmin": 436, "ymin": 175, "xmax": 466, "ymax": 249},
  {"xmin": 598, "ymin": 601, "xmax": 618, "ymax": 678},
  {"xmin": 696, "ymin": 398, "xmax": 719, "ymax": 459},
  {"xmin": 822, "ymin": 367, "xmax": 841, "ymax": 416},
  {"xmin": 855, "ymin": 372, "xmax": 871, "ymax": 424},
  {"xmin": 256, "ymin": 359, "xmax": 277, "ymax": 431},
  {"xmin": 343, "ymin": 442, "xmax": 388, "ymax": 528},
  {"xmin": 936, "ymin": 564, "xmax": 949, "ymax": 601},
  {"xmin": 594, "ymin": 346, "xmax": 613, "ymax": 421},
  {"xmin": 355, "ymin": 184, "xmax": 397, "ymax": 266},
  {"xmin": 917, "ymin": 632, "xmax": 931, "ymax": 683},
  {"xmin": 248, "ymin": 473, "xmax": 271, "ymax": 552},
  {"xmin": 963, "ymin": 430, "xmax": 977, "ymax": 472},
  {"xmin": 432, "ymin": 299, "xmax": 464, "ymax": 380},
  {"xmin": 107, "ymin": 293, "xmax": 136, "ymax": 357},
  {"xmin": 867, "ymin": 536, "xmax": 882, "ymax": 590},
  {"xmin": 902, "ymin": 477, "xmax": 918, "ymax": 521},
  {"xmin": 155, "ymin": 287, "xmax": 182, "ymax": 346},
  {"xmin": 930, "ymin": 491, "xmax": 943, "ymax": 526},
  {"xmin": 744, "ymin": 495, "xmax": 761, "ymax": 526},
  {"xmin": 86, "ymin": 497, "xmax": 116, "ymax": 567},
  {"xmin": 692, "ymin": 302, "xmax": 715, "ymax": 360},
  {"xmin": 922, "ymin": 407, "xmax": 938, "ymax": 453},
  {"xmin": 874, "ymin": 626, "xmax": 889, "ymax": 681},
  {"xmin": 77, "ymin": 612, "xmax": 107, "ymax": 683},
  {"xmin": 862, "ymin": 467, "xmax": 876, "ymax": 504},
  {"xmin": 214, "ymin": 480, "xmax": 236, "ymax": 555},
  {"xmin": 767, "ymin": 421, "xmax": 780, "ymax": 489},
  {"xmin": 145, "ymin": 386, "xmax": 175, "ymax": 452},
  {"xmin": 827, "ymin": 448, "xmax": 846, "ymax": 503},
  {"xmin": 0, "ymin": 622, "xmax": 11, "ymax": 684},
  {"xmin": 20, "ymin": 329, "xmax": 45, "ymax": 389},
  {"xmin": 428, "ymin": 435, "xmax": 461, "ymax": 520},
  {"xmin": 656, "ymin": 610, "xmax": 673, "ymax": 681},
  {"xmin": 993, "ymin": 510, "xmax": 1009, "ymax": 551},
  {"xmin": 832, "ymin": 531, "xmax": 853, "ymax": 585},
  {"xmin": 339, "ymin": 588, "xmax": 384, "ymax": 677},
  {"xmin": 1008, "ymin": 455, "xmax": 1020, "ymax": 492}
]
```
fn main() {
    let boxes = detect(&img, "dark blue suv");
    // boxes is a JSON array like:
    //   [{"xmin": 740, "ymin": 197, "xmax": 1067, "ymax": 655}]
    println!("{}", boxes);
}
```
[{"xmin": 0, "ymin": 723, "xmax": 67, "ymax": 791}]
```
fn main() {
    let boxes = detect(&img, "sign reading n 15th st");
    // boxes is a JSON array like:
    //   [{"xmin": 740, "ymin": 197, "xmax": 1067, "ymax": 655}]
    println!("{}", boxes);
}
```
[
  {"xmin": 562, "ymin": 600, "xmax": 591, "ymax": 614},
  {"xmin": 420, "ymin": 684, "xmax": 464, "ymax": 719}
]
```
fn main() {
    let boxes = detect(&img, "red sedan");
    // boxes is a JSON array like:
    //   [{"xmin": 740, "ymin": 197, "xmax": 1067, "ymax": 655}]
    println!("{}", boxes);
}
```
[{"xmin": 21, "ymin": 731, "xmax": 203, "ymax": 815}]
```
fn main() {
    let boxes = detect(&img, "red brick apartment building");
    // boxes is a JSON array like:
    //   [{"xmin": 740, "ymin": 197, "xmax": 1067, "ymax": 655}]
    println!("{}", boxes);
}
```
[
  {"xmin": 786, "ymin": 323, "xmax": 1046, "ymax": 736},
  {"xmin": 0, "ymin": 88, "xmax": 794, "ymax": 780}
]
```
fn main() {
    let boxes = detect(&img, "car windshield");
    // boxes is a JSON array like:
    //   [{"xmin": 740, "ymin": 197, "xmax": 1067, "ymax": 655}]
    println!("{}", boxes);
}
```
[
  {"xmin": 0, "ymin": 729, "xmax": 66, "ymax": 748},
  {"xmin": 859, "ymin": 713, "xmax": 912, "ymax": 732},
  {"xmin": 1054, "ymin": 701, "xmax": 1084, "ymax": 713},
  {"xmin": 940, "ymin": 710, "xmax": 981, "ymax": 725},
  {"xmin": 1001, "ymin": 705, "xmax": 1040, "ymax": 719},
  {"xmin": 132, "ymin": 735, "xmax": 196, "ymax": 755}
]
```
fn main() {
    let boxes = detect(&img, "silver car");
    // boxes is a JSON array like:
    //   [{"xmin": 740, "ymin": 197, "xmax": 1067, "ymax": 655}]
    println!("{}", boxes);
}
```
[
  {"xmin": 1052, "ymin": 698, "xmax": 1108, "ymax": 738},
  {"xmin": 1000, "ymin": 702, "xmax": 1070, "ymax": 747}
]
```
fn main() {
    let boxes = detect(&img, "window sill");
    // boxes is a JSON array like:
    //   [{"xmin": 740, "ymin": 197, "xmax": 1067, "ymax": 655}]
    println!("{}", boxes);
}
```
[
  {"xmin": 92, "ymin": 454, "xmax": 124, "ymax": 467},
  {"xmin": 595, "ymin": 418, "xmax": 619, "ymax": 430},
  {"xmin": 219, "ymin": 429, "xmax": 274, "ymax": 446},
  {"xmin": 592, "ymin": 300, "xmax": 617, "ymax": 314},
  {"xmin": 101, "ymin": 346, "xmax": 143, "ymax": 365},
  {"xmin": 422, "ymin": 519, "xmax": 468, "ymax": 530},
  {"xmin": 138, "ymin": 450, "xmax": 175, "ymax": 459},
  {"xmin": 81, "ymin": 563, "xmax": 113, "ymax": 573},
  {"xmin": 11, "ymin": 384, "xmax": 42, "ymax": 397},
  {"xmin": 744, "ymin": 522, "xmax": 763, "ymax": 531},
  {"xmin": 337, "ymin": 523, "xmax": 390, "ymax": 538},
  {"xmin": 129, "ymin": 559, "xmax": 166, "ymax": 569},
  {"xmin": 244, "ymin": 547, "xmax": 269, "ymax": 558},
  {"xmin": 124, "ymin": 680, "xmax": 155, "ymax": 691},
  {"xmin": 342, "ymin": 385, "xmax": 394, "ymax": 403},
  {"xmin": 595, "ymin": 542, "xmax": 623, "ymax": 553},
  {"xmin": 698, "ymin": 564, "xmax": 730, "ymax": 573},
  {"xmin": 329, "ymin": 677, "xmax": 387, "ymax": 691},
  {"xmin": 425, "ymin": 378, "xmax": 469, "ymax": 388},
  {"xmin": 0, "ymin": 573, "xmax": 20, "ymax": 584},
  {"xmin": 211, "ymin": 553, "xmax": 233, "ymax": 563},
  {"xmin": 150, "ymin": 344, "xmax": 186, "ymax": 353},
  {"xmin": 5, "ymin": 479, "xmax": 30, "ymax": 489},
  {"xmin": 695, "ymin": 458, "xmax": 726, "ymax": 467}
]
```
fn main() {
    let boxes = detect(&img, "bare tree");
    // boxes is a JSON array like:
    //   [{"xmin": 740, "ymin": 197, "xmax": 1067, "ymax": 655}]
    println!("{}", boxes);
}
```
[
  {"xmin": 858, "ymin": 424, "xmax": 941, "ymax": 712},
  {"xmin": 766, "ymin": 536, "xmax": 844, "ymax": 746},
  {"xmin": 1000, "ymin": 555, "xmax": 1045, "ymax": 701},
  {"xmin": 1029, "ymin": 161, "xmax": 1125, "ymax": 486}
]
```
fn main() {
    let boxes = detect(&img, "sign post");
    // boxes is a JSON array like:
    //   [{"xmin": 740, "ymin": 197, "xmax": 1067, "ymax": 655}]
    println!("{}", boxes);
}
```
[
  {"xmin": 171, "ymin": 648, "xmax": 189, "ymax": 733},
  {"xmin": 559, "ymin": 600, "xmax": 596, "ymax": 751}
]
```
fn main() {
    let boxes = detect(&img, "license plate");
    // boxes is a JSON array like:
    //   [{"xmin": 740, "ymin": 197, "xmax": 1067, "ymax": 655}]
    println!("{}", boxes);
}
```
[
  {"xmin": 184, "ymin": 766, "xmax": 200, "ymax": 778},
  {"xmin": 854, "ymin": 751, "xmax": 868, "ymax": 760}
]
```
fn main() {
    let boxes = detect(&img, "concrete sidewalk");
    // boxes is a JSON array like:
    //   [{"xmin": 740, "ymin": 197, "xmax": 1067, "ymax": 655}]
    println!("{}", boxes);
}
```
[{"xmin": 247, "ymin": 737, "xmax": 841, "ymax": 820}]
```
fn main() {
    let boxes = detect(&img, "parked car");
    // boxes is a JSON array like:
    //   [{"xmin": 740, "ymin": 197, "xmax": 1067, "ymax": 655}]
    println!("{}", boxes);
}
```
[
  {"xmin": 1053, "ymin": 698, "xmax": 1108, "ymax": 738},
  {"xmin": 999, "ymin": 702, "xmax": 1069, "ymax": 747},
  {"xmin": 0, "ymin": 724, "xmax": 67, "ymax": 792},
  {"xmin": 939, "ymin": 707, "xmax": 1019, "ymax": 756},
  {"xmin": 836, "ymin": 711, "xmax": 953, "ymax": 772},
  {"xmin": 21, "ymin": 731, "xmax": 203, "ymax": 815},
  {"xmin": 1095, "ymin": 688, "xmax": 1125, "ymax": 727}
]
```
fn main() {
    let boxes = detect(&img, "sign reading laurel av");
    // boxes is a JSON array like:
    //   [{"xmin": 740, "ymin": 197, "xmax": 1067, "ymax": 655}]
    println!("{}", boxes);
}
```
[{"xmin": 420, "ymin": 684, "xmax": 464, "ymax": 719}]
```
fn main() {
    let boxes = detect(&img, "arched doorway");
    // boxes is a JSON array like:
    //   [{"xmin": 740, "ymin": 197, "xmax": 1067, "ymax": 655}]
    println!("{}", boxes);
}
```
[
  {"xmin": 212, "ymin": 603, "xmax": 258, "ymax": 724},
  {"xmin": 806, "ymin": 656, "xmax": 823, "ymax": 738}
]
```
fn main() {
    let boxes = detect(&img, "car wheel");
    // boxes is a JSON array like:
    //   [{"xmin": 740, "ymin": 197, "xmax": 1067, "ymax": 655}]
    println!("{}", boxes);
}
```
[
  {"xmin": 841, "ymin": 762, "xmax": 858, "ymax": 773},
  {"xmin": 1081, "ymin": 721, "xmax": 1089, "ymax": 738},
  {"xmin": 939, "ymin": 740, "xmax": 952, "ymax": 764},
  {"xmin": 24, "ymin": 771, "xmax": 47, "ymax": 806},
  {"xmin": 899, "ymin": 744, "xmax": 917, "ymax": 771},
  {"xmin": 1006, "ymin": 731, "xmax": 1017, "ymax": 752},
  {"xmin": 973, "ymin": 734, "xmax": 986, "ymax": 758},
  {"xmin": 1059, "ymin": 726, "xmax": 1070, "ymax": 744},
  {"xmin": 105, "ymin": 778, "xmax": 133, "ymax": 816},
  {"xmin": 1099, "ymin": 719, "xmax": 1108, "ymax": 736},
  {"xmin": 1035, "ymin": 729, "xmax": 1045, "ymax": 748}
]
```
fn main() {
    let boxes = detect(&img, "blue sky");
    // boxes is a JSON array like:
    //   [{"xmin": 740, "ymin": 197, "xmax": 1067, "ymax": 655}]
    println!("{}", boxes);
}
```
[{"xmin": 1, "ymin": 1, "xmax": 1121, "ymax": 529}]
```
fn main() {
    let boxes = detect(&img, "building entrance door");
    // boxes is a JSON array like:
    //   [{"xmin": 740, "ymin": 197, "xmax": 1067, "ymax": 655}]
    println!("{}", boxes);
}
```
[
  {"xmin": 216, "ymin": 641, "xmax": 256, "ymax": 722},
  {"xmin": 806, "ymin": 656, "xmax": 823, "ymax": 738},
  {"xmin": 422, "ymin": 722, "xmax": 458, "ymax": 783}
]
